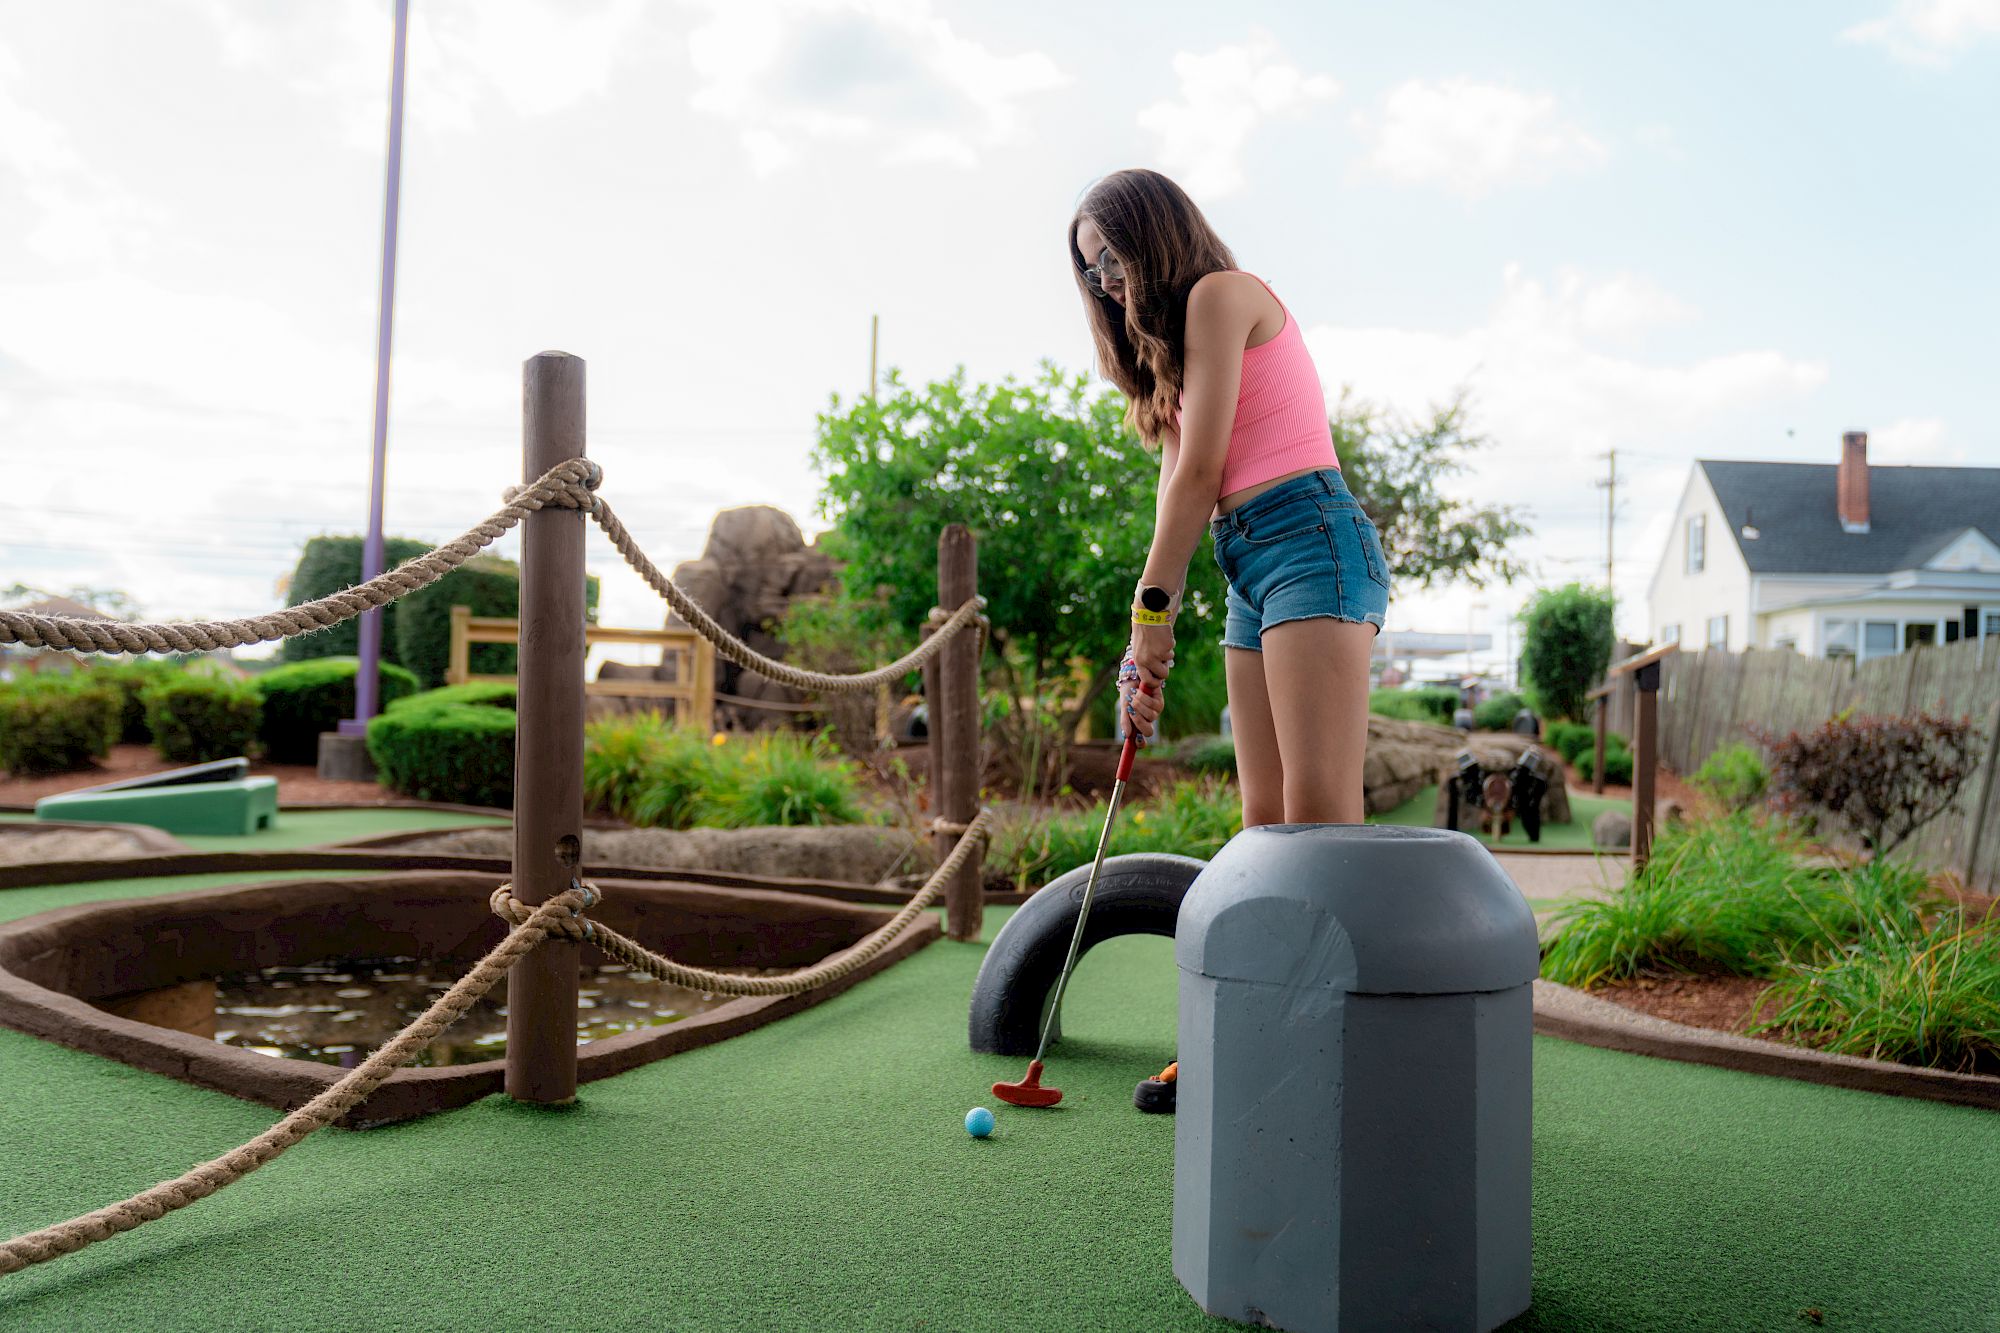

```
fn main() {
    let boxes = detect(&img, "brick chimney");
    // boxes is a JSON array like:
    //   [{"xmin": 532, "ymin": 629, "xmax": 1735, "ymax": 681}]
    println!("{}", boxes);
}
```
[{"xmin": 1837, "ymin": 430, "xmax": 1870, "ymax": 533}]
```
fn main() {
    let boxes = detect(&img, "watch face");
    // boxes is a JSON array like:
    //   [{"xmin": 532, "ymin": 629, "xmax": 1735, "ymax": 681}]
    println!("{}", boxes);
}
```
[{"xmin": 1141, "ymin": 586, "xmax": 1171, "ymax": 612}]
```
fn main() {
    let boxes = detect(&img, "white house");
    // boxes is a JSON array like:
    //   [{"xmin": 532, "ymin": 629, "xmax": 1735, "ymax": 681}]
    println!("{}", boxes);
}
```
[{"xmin": 1648, "ymin": 431, "xmax": 2000, "ymax": 662}]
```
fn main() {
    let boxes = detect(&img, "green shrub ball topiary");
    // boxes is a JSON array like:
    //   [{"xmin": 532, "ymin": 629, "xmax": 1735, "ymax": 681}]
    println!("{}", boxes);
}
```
[
  {"xmin": 140, "ymin": 674, "xmax": 263, "ymax": 764},
  {"xmin": 366, "ymin": 698, "xmax": 515, "ymax": 808},
  {"xmin": 0, "ymin": 676, "xmax": 121, "ymax": 775},
  {"xmin": 254, "ymin": 657, "xmax": 421, "ymax": 764}
]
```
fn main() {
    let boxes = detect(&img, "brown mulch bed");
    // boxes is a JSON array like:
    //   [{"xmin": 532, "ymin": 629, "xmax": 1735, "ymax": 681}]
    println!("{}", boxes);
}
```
[
  {"xmin": 0, "ymin": 743, "xmax": 389, "ymax": 808},
  {"xmin": 1590, "ymin": 972, "xmax": 1782, "ymax": 1036}
]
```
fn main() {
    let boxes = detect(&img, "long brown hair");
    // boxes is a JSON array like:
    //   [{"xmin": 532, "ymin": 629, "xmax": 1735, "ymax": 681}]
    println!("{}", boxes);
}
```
[{"xmin": 1069, "ymin": 169, "xmax": 1237, "ymax": 447}]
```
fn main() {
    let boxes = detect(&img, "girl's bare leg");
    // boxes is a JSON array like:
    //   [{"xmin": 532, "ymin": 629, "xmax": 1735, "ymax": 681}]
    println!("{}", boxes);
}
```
[
  {"xmin": 1259, "ymin": 618, "xmax": 1375, "ymax": 824},
  {"xmin": 1224, "ymin": 646, "xmax": 1286, "ymax": 828}
]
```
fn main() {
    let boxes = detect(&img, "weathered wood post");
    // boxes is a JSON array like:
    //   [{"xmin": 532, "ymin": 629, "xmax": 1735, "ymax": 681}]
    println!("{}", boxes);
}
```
[
  {"xmin": 1607, "ymin": 643, "xmax": 1675, "ymax": 875},
  {"xmin": 1588, "ymin": 684, "xmax": 1611, "ymax": 796},
  {"xmin": 932, "ymin": 525, "xmax": 984, "ymax": 941},
  {"xmin": 507, "ymin": 351, "xmax": 587, "ymax": 1105}
]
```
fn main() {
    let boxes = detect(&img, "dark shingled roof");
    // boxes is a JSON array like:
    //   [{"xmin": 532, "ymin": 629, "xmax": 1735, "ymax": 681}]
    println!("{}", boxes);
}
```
[{"xmin": 1698, "ymin": 460, "xmax": 2000, "ymax": 575}]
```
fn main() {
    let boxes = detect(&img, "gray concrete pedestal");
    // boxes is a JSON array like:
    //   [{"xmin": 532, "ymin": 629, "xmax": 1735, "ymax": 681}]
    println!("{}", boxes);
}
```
[
  {"xmin": 316, "ymin": 731, "xmax": 376, "ymax": 782},
  {"xmin": 1174, "ymin": 824, "xmax": 1540, "ymax": 1332}
]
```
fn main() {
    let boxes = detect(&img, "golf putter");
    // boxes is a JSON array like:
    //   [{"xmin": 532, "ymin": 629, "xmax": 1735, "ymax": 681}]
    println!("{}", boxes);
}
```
[{"xmin": 993, "ymin": 680, "xmax": 1155, "ymax": 1108}]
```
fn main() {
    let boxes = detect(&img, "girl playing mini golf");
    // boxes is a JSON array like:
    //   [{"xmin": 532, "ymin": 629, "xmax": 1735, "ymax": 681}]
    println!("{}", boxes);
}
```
[{"xmin": 1070, "ymin": 168, "xmax": 1390, "ymax": 830}]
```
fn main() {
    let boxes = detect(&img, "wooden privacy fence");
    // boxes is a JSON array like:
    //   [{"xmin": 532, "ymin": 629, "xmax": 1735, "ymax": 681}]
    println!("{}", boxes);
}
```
[
  {"xmin": 1647, "ymin": 636, "xmax": 2000, "ymax": 892},
  {"xmin": 447, "ymin": 605, "xmax": 717, "ymax": 729}
]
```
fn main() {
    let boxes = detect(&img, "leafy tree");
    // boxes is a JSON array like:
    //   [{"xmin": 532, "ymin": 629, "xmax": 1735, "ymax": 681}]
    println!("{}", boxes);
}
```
[
  {"xmin": 1518, "ymin": 583, "xmax": 1615, "ymax": 722},
  {"xmin": 811, "ymin": 362, "xmax": 1229, "ymax": 794},
  {"xmin": 1329, "ymin": 385, "xmax": 1532, "ymax": 589}
]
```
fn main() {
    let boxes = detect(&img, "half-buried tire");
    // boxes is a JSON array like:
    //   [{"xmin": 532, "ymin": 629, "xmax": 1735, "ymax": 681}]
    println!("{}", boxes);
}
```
[{"xmin": 967, "ymin": 852, "xmax": 1208, "ymax": 1056}]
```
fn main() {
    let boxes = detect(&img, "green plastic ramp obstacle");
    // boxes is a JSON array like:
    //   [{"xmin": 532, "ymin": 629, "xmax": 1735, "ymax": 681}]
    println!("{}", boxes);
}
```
[{"xmin": 35, "ymin": 776, "xmax": 279, "ymax": 837}]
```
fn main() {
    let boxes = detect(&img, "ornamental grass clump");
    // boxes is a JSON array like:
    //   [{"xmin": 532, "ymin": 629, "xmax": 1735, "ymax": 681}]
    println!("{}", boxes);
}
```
[
  {"xmin": 582, "ymin": 712, "xmax": 721, "ymax": 829},
  {"xmin": 710, "ymin": 729, "xmax": 863, "ymax": 828},
  {"xmin": 988, "ymin": 776, "xmax": 1242, "ymax": 891},
  {"xmin": 1690, "ymin": 741, "xmax": 1769, "ymax": 814},
  {"xmin": 1538, "ymin": 811, "xmax": 1937, "ymax": 988},
  {"xmin": 1746, "ymin": 903, "xmax": 2000, "ymax": 1075}
]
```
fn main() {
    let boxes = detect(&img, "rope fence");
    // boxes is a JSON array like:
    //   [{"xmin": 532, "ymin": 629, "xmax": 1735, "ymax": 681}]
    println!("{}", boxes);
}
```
[
  {"xmin": 0, "ymin": 805, "xmax": 991, "ymax": 1277},
  {"xmin": 1, "ymin": 435, "xmax": 996, "ymax": 1278},
  {"xmin": 0, "ymin": 459, "xmax": 986, "ymax": 688}
]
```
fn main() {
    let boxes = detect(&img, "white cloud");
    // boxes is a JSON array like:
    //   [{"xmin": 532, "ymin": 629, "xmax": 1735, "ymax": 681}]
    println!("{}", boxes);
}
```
[
  {"xmin": 173, "ymin": 0, "xmax": 649, "ymax": 150},
  {"xmin": 1292, "ymin": 263, "xmax": 1825, "ymax": 621},
  {"xmin": 0, "ymin": 40, "xmax": 165, "ymax": 265},
  {"xmin": 1842, "ymin": 0, "xmax": 2000, "ymax": 65},
  {"xmin": 682, "ymin": 0, "xmax": 1069, "ymax": 178},
  {"xmin": 1867, "ymin": 417, "xmax": 1968, "ymax": 462},
  {"xmin": 1307, "ymin": 263, "xmax": 1824, "ymax": 459},
  {"xmin": 1134, "ymin": 29, "xmax": 1338, "ymax": 199},
  {"xmin": 1351, "ymin": 78, "xmax": 1607, "ymax": 197}
]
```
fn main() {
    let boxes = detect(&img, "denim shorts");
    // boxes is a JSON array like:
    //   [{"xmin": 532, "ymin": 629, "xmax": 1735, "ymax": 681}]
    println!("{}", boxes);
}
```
[{"xmin": 1209, "ymin": 467, "xmax": 1390, "ymax": 651}]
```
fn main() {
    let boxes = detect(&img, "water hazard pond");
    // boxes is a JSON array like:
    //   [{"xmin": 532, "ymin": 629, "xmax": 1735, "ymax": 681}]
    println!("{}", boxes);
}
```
[{"xmin": 188, "ymin": 957, "xmax": 780, "ymax": 1067}]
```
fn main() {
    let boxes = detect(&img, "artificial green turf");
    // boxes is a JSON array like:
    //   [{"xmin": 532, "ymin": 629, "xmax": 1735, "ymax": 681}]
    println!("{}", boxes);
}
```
[
  {"xmin": 1, "ymin": 871, "xmax": 1997, "ymax": 1329},
  {"xmin": 1371, "ymin": 783, "xmax": 1630, "ymax": 852}
]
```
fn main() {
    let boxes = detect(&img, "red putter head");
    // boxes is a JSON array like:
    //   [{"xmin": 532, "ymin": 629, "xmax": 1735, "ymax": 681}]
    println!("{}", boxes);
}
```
[{"xmin": 992, "ymin": 1059, "xmax": 1063, "ymax": 1108}]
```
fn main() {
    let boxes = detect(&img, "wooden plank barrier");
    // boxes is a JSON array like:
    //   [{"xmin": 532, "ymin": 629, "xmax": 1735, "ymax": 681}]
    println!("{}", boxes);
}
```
[{"xmin": 449, "ymin": 604, "xmax": 717, "ymax": 731}]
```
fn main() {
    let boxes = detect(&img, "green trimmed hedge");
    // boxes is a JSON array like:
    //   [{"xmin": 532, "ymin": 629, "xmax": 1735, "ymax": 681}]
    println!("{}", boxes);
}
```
[
  {"xmin": 254, "ymin": 657, "xmax": 421, "ymax": 764},
  {"xmin": 0, "ymin": 675, "xmax": 121, "ymax": 775},
  {"xmin": 388, "ymin": 682, "xmax": 518, "ymax": 713},
  {"xmin": 393, "ymin": 556, "xmax": 521, "ymax": 690},
  {"xmin": 94, "ymin": 659, "xmax": 190, "ymax": 743},
  {"xmin": 1369, "ymin": 687, "xmax": 1460, "ymax": 724},
  {"xmin": 367, "ymin": 694, "xmax": 515, "ymax": 808},
  {"xmin": 1576, "ymin": 736, "xmax": 1634, "ymax": 785},
  {"xmin": 1472, "ymin": 691, "xmax": 1528, "ymax": 731},
  {"xmin": 1544, "ymin": 720, "xmax": 1595, "ymax": 765},
  {"xmin": 140, "ymin": 674, "xmax": 262, "ymax": 764},
  {"xmin": 279, "ymin": 534, "xmax": 429, "ymax": 665}
]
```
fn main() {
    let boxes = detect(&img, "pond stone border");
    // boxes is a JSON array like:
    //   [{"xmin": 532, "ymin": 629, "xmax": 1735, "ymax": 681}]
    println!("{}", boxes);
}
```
[{"xmin": 0, "ymin": 872, "xmax": 936, "ymax": 1128}]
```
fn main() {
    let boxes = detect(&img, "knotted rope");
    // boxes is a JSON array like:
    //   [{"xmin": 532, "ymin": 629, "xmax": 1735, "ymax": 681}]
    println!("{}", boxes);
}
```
[
  {"xmin": 0, "ymin": 887, "xmax": 591, "ymax": 1276},
  {"xmin": 585, "ymin": 496, "xmax": 987, "ymax": 693},
  {"xmin": 0, "ymin": 457, "xmax": 987, "ymax": 696},
  {"xmin": 0, "ymin": 805, "xmax": 993, "ymax": 1277},
  {"xmin": 490, "ymin": 805, "xmax": 993, "ymax": 996},
  {"xmin": 0, "ymin": 461, "xmax": 601, "ymax": 655}
]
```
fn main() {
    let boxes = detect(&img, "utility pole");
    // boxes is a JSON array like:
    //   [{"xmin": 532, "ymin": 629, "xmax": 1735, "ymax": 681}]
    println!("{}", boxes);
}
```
[
  {"xmin": 869, "ymin": 314, "xmax": 879, "ymax": 402},
  {"xmin": 339, "ymin": 0, "xmax": 409, "ymax": 742},
  {"xmin": 1593, "ymin": 448, "xmax": 1620, "ymax": 600}
]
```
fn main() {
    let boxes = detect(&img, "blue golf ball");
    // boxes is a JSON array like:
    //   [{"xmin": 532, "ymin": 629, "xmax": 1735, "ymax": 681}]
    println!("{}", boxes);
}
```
[{"xmin": 965, "ymin": 1106, "xmax": 995, "ymax": 1138}]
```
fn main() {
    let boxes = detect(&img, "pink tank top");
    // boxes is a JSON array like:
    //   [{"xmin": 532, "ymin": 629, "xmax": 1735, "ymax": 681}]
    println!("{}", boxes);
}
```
[{"xmin": 1173, "ymin": 272, "xmax": 1339, "ymax": 496}]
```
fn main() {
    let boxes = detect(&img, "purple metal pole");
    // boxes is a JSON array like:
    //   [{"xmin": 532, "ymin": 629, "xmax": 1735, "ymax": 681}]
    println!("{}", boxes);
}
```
[{"xmin": 341, "ymin": 0, "xmax": 409, "ymax": 738}]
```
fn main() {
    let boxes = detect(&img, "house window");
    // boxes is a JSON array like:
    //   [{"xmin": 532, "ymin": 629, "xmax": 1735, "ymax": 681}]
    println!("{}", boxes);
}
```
[
  {"xmin": 1706, "ymin": 614, "xmax": 1728, "ymax": 648},
  {"xmin": 1661, "ymin": 624, "xmax": 1679, "ymax": 645},
  {"xmin": 1823, "ymin": 618, "xmax": 1856, "ymax": 660},
  {"xmin": 1986, "ymin": 611, "xmax": 2000, "ymax": 639},
  {"xmin": 1775, "ymin": 637, "xmax": 1797, "ymax": 653},
  {"xmin": 1904, "ymin": 622, "xmax": 1937, "ymax": 651},
  {"xmin": 1686, "ymin": 515, "xmax": 1705, "ymax": 574},
  {"xmin": 1863, "ymin": 621, "xmax": 1898, "ymax": 660}
]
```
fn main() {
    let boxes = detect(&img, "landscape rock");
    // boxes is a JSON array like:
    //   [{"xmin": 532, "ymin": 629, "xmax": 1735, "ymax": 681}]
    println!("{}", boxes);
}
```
[{"xmin": 1592, "ymin": 810, "xmax": 1632, "ymax": 849}]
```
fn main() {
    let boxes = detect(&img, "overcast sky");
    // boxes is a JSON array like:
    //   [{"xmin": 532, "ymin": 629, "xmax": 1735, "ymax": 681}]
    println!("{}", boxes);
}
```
[{"xmin": 4, "ymin": 0, "xmax": 1995, "ymax": 678}]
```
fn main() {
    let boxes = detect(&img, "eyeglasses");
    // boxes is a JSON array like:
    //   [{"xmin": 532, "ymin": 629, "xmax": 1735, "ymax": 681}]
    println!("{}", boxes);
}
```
[{"xmin": 1083, "ymin": 247, "xmax": 1125, "ymax": 295}]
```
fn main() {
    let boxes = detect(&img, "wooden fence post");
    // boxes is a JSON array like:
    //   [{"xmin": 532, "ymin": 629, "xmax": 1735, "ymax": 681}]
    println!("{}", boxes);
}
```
[
  {"xmin": 932, "ymin": 525, "xmax": 983, "ymax": 941},
  {"xmin": 506, "ymin": 351, "xmax": 586, "ymax": 1105},
  {"xmin": 1607, "ymin": 644, "xmax": 1674, "ymax": 874},
  {"xmin": 1592, "ymin": 693, "xmax": 1608, "ymax": 795},
  {"xmin": 1964, "ymin": 696, "xmax": 2000, "ymax": 888},
  {"xmin": 1633, "ymin": 660, "xmax": 1660, "ymax": 872},
  {"xmin": 448, "ymin": 604, "xmax": 471, "ymax": 685}
]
